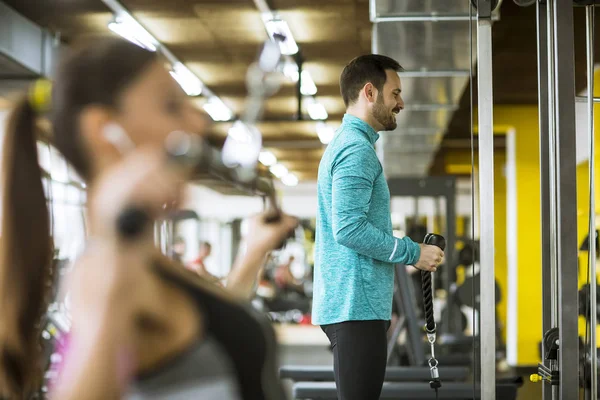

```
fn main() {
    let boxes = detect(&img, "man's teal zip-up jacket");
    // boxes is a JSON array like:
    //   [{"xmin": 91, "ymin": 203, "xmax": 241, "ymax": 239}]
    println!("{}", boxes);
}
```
[{"xmin": 312, "ymin": 114, "xmax": 421, "ymax": 325}]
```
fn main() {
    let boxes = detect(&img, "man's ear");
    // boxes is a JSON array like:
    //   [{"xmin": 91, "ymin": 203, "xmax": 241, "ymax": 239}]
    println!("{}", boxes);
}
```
[{"xmin": 362, "ymin": 82, "xmax": 377, "ymax": 103}]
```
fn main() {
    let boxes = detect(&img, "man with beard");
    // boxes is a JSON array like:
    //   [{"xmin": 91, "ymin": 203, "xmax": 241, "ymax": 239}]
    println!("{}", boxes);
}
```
[{"xmin": 312, "ymin": 55, "xmax": 445, "ymax": 400}]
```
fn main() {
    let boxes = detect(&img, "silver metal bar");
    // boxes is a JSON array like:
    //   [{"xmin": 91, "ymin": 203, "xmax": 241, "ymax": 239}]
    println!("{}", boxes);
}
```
[
  {"xmin": 372, "ymin": 21, "xmax": 379, "ymax": 54},
  {"xmin": 476, "ymin": 3, "xmax": 495, "ymax": 398},
  {"xmin": 536, "ymin": 1, "xmax": 552, "ymax": 399},
  {"xmin": 369, "ymin": 0, "xmax": 377, "ymax": 24},
  {"xmin": 372, "ymin": 14, "xmax": 500, "ymax": 22},
  {"xmin": 552, "ymin": 0, "xmax": 580, "ymax": 397},
  {"xmin": 546, "ymin": 3, "xmax": 560, "ymax": 396},
  {"xmin": 586, "ymin": 5, "xmax": 597, "ymax": 398},
  {"xmin": 576, "ymin": 96, "xmax": 600, "ymax": 103},
  {"xmin": 547, "ymin": 0, "xmax": 559, "ymax": 333}
]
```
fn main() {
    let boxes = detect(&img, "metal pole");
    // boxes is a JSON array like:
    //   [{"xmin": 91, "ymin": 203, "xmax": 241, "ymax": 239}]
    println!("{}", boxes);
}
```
[
  {"xmin": 547, "ymin": 0, "xmax": 559, "ymax": 334},
  {"xmin": 369, "ymin": 0, "xmax": 377, "ymax": 23},
  {"xmin": 552, "ymin": 0, "xmax": 580, "ymax": 397},
  {"xmin": 547, "ymin": 4, "xmax": 561, "ymax": 395},
  {"xmin": 536, "ymin": 1, "xmax": 552, "ymax": 399},
  {"xmin": 476, "ymin": 0, "xmax": 495, "ymax": 398},
  {"xmin": 586, "ymin": 5, "xmax": 597, "ymax": 398},
  {"xmin": 296, "ymin": 54, "xmax": 303, "ymax": 121},
  {"xmin": 446, "ymin": 181, "xmax": 457, "ymax": 322}
]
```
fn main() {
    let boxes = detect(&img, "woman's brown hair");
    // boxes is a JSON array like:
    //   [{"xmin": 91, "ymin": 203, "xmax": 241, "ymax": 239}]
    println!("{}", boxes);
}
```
[{"xmin": 0, "ymin": 37, "xmax": 156, "ymax": 399}]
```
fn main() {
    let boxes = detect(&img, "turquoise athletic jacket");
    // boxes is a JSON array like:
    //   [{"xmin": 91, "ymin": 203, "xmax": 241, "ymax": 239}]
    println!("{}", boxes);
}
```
[{"xmin": 312, "ymin": 114, "xmax": 421, "ymax": 325}]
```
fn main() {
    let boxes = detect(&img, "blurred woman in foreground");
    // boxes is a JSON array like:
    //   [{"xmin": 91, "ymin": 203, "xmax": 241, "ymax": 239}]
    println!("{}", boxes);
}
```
[{"xmin": 0, "ymin": 37, "xmax": 297, "ymax": 399}]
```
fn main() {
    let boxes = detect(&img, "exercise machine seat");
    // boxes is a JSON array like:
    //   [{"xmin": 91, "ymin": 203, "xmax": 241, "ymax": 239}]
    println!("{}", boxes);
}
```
[
  {"xmin": 292, "ymin": 381, "xmax": 519, "ymax": 400},
  {"xmin": 279, "ymin": 365, "xmax": 470, "ymax": 382}
]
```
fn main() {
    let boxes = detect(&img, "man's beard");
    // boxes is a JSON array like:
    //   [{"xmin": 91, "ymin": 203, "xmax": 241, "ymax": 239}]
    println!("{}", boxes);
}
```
[{"xmin": 372, "ymin": 95, "xmax": 397, "ymax": 131}]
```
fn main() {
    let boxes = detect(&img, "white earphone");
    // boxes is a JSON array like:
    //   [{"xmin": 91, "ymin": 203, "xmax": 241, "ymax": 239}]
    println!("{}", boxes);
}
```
[{"xmin": 101, "ymin": 122, "xmax": 136, "ymax": 155}]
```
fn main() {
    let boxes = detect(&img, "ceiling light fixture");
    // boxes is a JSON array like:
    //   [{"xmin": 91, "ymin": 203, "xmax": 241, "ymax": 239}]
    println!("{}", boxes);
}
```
[
  {"xmin": 261, "ymin": 15, "xmax": 299, "ymax": 55},
  {"xmin": 107, "ymin": 14, "xmax": 159, "ymax": 52},
  {"xmin": 259, "ymin": 150, "xmax": 277, "ymax": 166},
  {"xmin": 305, "ymin": 97, "xmax": 328, "ymax": 120},
  {"xmin": 169, "ymin": 62, "xmax": 203, "ymax": 96},
  {"xmin": 316, "ymin": 122, "xmax": 336, "ymax": 144},
  {"xmin": 222, "ymin": 120, "xmax": 262, "ymax": 168},
  {"xmin": 270, "ymin": 163, "xmax": 288, "ymax": 178},
  {"xmin": 283, "ymin": 61, "xmax": 299, "ymax": 82},
  {"xmin": 282, "ymin": 172, "xmax": 299, "ymax": 186},
  {"xmin": 300, "ymin": 70, "xmax": 317, "ymax": 95},
  {"xmin": 203, "ymin": 96, "xmax": 233, "ymax": 122}
]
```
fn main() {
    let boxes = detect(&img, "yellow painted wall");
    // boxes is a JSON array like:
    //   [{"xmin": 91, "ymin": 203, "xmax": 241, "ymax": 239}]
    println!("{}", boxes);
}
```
[
  {"xmin": 576, "ymin": 68, "xmax": 600, "ymax": 339},
  {"xmin": 494, "ymin": 153, "xmax": 508, "ymax": 344},
  {"xmin": 447, "ymin": 106, "xmax": 541, "ymax": 364},
  {"xmin": 577, "ymin": 160, "xmax": 591, "ymax": 338},
  {"xmin": 494, "ymin": 106, "xmax": 541, "ymax": 366},
  {"xmin": 443, "ymin": 147, "xmax": 508, "ymax": 345}
]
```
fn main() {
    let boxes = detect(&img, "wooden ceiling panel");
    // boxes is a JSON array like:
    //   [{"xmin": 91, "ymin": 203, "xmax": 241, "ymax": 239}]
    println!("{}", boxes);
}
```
[
  {"xmin": 315, "ymin": 95, "xmax": 347, "ymax": 117},
  {"xmin": 300, "ymin": 42, "xmax": 367, "ymax": 62},
  {"xmin": 121, "ymin": 0, "xmax": 197, "ymax": 16},
  {"xmin": 167, "ymin": 44, "xmax": 255, "ymax": 63},
  {"xmin": 134, "ymin": 18, "xmax": 215, "ymax": 45},
  {"xmin": 192, "ymin": 4, "xmax": 266, "ymax": 45},
  {"xmin": 304, "ymin": 62, "xmax": 344, "ymax": 86},
  {"xmin": 277, "ymin": 7, "xmax": 358, "ymax": 43},
  {"xmin": 3, "ymin": 0, "xmax": 107, "ymax": 19},
  {"xmin": 187, "ymin": 62, "xmax": 251, "ymax": 86}
]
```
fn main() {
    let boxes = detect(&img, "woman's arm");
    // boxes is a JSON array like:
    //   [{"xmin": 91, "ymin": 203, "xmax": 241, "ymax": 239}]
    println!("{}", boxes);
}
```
[
  {"xmin": 50, "ymin": 243, "xmax": 141, "ymax": 400},
  {"xmin": 225, "ymin": 248, "xmax": 269, "ymax": 299},
  {"xmin": 226, "ymin": 213, "xmax": 298, "ymax": 299}
]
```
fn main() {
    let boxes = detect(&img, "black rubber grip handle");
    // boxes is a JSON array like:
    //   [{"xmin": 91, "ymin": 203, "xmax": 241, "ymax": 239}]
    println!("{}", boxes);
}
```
[
  {"xmin": 421, "ymin": 233, "xmax": 446, "ymax": 333},
  {"xmin": 117, "ymin": 207, "xmax": 151, "ymax": 239}
]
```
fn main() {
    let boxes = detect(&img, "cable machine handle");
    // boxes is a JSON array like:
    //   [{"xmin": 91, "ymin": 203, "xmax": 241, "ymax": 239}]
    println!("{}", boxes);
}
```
[
  {"xmin": 421, "ymin": 233, "xmax": 446, "ymax": 334},
  {"xmin": 421, "ymin": 233, "xmax": 446, "ymax": 397}
]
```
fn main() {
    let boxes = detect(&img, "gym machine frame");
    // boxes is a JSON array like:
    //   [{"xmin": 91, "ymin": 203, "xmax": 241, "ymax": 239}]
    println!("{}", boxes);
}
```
[
  {"xmin": 529, "ymin": 0, "xmax": 596, "ymax": 399},
  {"xmin": 474, "ymin": 1, "xmax": 496, "ymax": 398},
  {"xmin": 387, "ymin": 177, "xmax": 457, "ymax": 333}
]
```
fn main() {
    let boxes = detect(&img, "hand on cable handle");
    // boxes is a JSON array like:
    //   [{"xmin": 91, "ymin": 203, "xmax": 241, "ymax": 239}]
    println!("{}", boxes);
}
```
[
  {"xmin": 244, "ymin": 211, "xmax": 299, "ymax": 256},
  {"xmin": 88, "ymin": 147, "xmax": 185, "ymax": 240},
  {"xmin": 415, "ymin": 244, "xmax": 445, "ymax": 273}
]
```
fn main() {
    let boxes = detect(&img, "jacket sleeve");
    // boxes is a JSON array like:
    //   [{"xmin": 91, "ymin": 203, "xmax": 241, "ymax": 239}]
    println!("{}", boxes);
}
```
[{"xmin": 331, "ymin": 143, "xmax": 421, "ymax": 265}]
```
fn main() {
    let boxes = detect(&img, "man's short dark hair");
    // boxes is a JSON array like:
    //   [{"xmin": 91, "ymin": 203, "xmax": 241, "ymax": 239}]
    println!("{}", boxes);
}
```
[
  {"xmin": 339, "ymin": 54, "xmax": 404, "ymax": 107},
  {"xmin": 200, "ymin": 241, "xmax": 212, "ymax": 250}
]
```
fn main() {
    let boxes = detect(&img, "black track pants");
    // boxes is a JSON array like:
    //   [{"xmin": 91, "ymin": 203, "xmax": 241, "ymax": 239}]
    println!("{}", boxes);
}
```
[{"xmin": 321, "ymin": 320, "xmax": 391, "ymax": 400}]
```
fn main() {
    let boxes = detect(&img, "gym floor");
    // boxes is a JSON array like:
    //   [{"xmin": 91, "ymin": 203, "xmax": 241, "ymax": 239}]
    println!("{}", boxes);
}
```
[{"xmin": 275, "ymin": 324, "xmax": 543, "ymax": 400}]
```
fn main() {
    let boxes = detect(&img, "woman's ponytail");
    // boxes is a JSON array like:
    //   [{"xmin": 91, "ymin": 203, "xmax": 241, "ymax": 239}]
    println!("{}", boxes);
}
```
[{"xmin": 0, "ymin": 95, "xmax": 52, "ymax": 399}]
